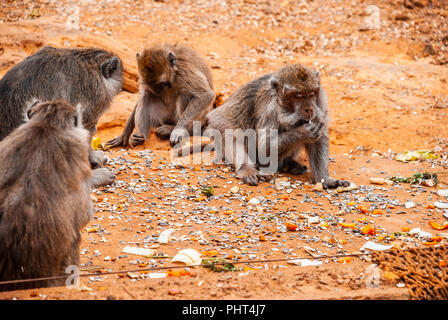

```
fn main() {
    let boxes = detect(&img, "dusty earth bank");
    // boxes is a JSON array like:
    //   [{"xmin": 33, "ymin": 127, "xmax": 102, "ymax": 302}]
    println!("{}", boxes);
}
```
[{"xmin": 0, "ymin": 0, "xmax": 447, "ymax": 300}]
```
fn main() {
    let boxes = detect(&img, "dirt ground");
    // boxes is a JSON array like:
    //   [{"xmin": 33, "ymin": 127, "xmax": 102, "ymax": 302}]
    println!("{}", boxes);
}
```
[{"xmin": 0, "ymin": 0, "xmax": 447, "ymax": 300}]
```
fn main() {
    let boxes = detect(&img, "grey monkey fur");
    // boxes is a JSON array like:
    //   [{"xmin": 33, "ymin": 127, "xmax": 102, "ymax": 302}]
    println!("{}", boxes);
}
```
[
  {"xmin": 204, "ymin": 64, "xmax": 349, "ymax": 189},
  {"xmin": 0, "ymin": 46, "xmax": 123, "ymax": 187}
]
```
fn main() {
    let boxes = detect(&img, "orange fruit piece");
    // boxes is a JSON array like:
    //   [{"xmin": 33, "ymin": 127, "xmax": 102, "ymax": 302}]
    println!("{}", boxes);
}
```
[
  {"xmin": 361, "ymin": 225, "xmax": 375, "ymax": 235},
  {"xmin": 429, "ymin": 221, "xmax": 448, "ymax": 230},
  {"xmin": 338, "ymin": 257, "xmax": 352, "ymax": 264},
  {"xmin": 358, "ymin": 205, "xmax": 369, "ymax": 214},
  {"xmin": 286, "ymin": 222, "xmax": 298, "ymax": 231},
  {"xmin": 338, "ymin": 222, "xmax": 357, "ymax": 229}
]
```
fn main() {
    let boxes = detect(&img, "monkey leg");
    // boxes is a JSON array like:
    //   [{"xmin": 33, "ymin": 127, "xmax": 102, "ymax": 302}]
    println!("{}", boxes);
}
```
[
  {"xmin": 279, "ymin": 157, "xmax": 307, "ymax": 175},
  {"xmin": 91, "ymin": 167, "xmax": 115, "ymax": 187},
  {"xmin": 105, "ymin": 104, "xmax": 137, "ymax": 148},
  {"xmin": 232, "ymin": 141, "xmax": 271, "ymax": 186},
  {"xmin": 305, "ymin": 134, "xmax": 350, "ymax": 189},
  {"xmin": 155, "ymin": 124, "xmax": 175, "ymax": 140},
  {"xmin": 133, "ymin": 93, "xmax": 168, "ymax": 146}
]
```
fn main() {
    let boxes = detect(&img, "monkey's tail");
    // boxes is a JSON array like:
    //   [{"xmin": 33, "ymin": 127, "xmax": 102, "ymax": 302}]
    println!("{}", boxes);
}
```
[{"xmin": 172, "ymin": 140, "xmax": 214, "ymax": 158}]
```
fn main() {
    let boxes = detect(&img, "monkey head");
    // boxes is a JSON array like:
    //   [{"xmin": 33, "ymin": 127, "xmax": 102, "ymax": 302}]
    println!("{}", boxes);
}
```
[
  {"xmin": 272, "ymin": 64, "xmax": 321, "ymax": 127},
  {"xmin": 136, "ymin": 45, "xmax": 178, "ymax": 95},
  {"xmin": 100, "ymin": 55, "xmax": 123, "ymax": 98},
  {"xmin": 26, "ymin": 100, "xmax": 89, "ymax": 143}
]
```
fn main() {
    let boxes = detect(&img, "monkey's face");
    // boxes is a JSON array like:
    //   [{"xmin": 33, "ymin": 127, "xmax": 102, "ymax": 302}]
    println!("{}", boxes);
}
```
[
  {"xmin": 137, "ymin": 48, "xmax": 177, "ymax": 95},
  {"xmin": 274, "ymin": 81, "xmax": 320, "ymax": 128},
  {"xmin": 273, "ymin": 64, "xmax": 321, "ymax": 127}
]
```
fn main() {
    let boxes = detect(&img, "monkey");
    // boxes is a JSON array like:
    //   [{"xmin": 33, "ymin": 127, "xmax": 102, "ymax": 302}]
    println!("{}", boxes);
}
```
[
  {"xmin": 0, "ymin": 100, "xmax": 93, "ymax": 291},
  {"xmin": 105, "ymin": 43, "xmax": 215, "ymax": 149},
  {"xmin": 0, "ymin": 46, "xmax": 123, "ymax": 187},
  {"xmin": 176, "ymin": 64, "xmax": 350, "ymax": 189}
]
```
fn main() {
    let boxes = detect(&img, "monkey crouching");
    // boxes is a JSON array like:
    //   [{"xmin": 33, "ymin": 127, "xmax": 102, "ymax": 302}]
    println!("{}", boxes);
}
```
[
  {"xmin": 202, "ymin": 64, "xmax": 350, "ymax": 189},
  {"xmin": 0, "ymin": 100, "xmax": 93, "ymax": 291}
]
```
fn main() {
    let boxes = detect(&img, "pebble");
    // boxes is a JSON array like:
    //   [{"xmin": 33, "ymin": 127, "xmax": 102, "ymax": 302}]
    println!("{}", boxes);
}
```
[{"xmin": 405, "ymin": 201, "xmax": 416, "ymax": 209}]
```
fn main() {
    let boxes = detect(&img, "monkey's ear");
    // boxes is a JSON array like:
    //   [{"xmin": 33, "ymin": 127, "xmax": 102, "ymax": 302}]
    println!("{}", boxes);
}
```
[
  {"xmin": 167, "ymin": 52, "xmax": 177, "ymax": 67},
  {"xmin": 25, "ymin": 100, "xmax": 40, "ymax": 121},
  {"xmin": 270, "ymin": 77, "xmax": 279, "ymax": 91},
  {"xmin": 101, "ymin": 57, "xmax": 120, "ymax": 79}
]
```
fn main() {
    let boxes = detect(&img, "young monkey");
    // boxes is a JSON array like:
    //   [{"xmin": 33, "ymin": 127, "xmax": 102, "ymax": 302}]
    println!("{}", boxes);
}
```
[
  {"xmin": 186, "ymin": 64, "xmax": 349, "ymax": 189},
  {"xmin": 106, "ymin": 43, "xmax": 215, "ymax": 149}
]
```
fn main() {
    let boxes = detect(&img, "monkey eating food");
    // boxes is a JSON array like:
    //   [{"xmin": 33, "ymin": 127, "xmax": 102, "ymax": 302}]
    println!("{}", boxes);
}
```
[{"xmin": 177, "ymin": 64, "xmax": 349, "ymax": 189}]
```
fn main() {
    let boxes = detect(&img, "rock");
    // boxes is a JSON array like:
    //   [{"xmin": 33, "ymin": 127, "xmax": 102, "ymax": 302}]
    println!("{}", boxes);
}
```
[
  {"xmin": 248, "ymin": 198, "xmax": 260, "ymax": 205},
  {"xmin": 434, "ymin": 201, "xmax": 448, "ymax": 209},
  {"xmin": 437, "ymin": 189, "xmax": 448, "ymax": 197},
  {"xmin": 422, "ymin": 44, "xmax": 436, "ymax": 57},
  {"xmin": 230, "ymin": 186, "xmax": 240, "ymax": 194},
  {"xmin": 405, "ymin": 200, "xmax": 416, "ymax": 209},
  {"xmin": 308, "ymin": 216, "xmax": 320, "ymax": 224}
]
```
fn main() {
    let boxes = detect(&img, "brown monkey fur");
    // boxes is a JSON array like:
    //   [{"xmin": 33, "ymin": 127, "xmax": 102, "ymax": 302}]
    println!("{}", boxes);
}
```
[
  {"xmin": 0, "ymin": 100, "xmax": 93, "ymax": 291},
  {"xmin": 0, "ymin": 46, "xmax": 123, "ymax": 187},
  {"xmin": 106, "ymin": 43, "xmax": 215, "ymax": 148}
]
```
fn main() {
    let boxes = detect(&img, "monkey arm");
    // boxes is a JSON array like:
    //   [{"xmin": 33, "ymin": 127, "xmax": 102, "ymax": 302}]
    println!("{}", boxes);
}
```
[
  {"xmin": 105, "ymin": 103, "xmax": 137, "ymax": 148},
  {"xmin": 305, "ymin": 132, "xmax": 349, "ymax": 189},
  {"xmin": 170, "ymin": 90, "xmax": 215, "ymax": 146}
]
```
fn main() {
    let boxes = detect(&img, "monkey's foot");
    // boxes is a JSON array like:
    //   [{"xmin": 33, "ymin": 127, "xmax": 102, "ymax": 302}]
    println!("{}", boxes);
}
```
[
  {"xmin": 322, "ymin": 178, "xmax": 350, "ymax": 189},
  {"xmin": 155, "ymin": 124, "xmax": 174, "ymax": 140},
  {"xmin": 89, "ymin": 150, "xmax": 108, "ymax": 169},
  {"xmin": 129, "ymin": 133, "xmax": 145, "ymax": 147},
  {"xmin": 280, "ymin": 158, "xmax": 307, "ymax": 175},
  {"xmin": 105, "ymin": 135, "xmax": 129, "ymax": 148},
  {"xmin": 91, "ymin": 168, "xmax": 115, "ymax": 187},
  {"xmin": 170, "ymin": 126, "xmax": 190, "ymax": 147},
  {"xmin": 237, "ymin": 166, "xmax": 271, "ymax": 186}
]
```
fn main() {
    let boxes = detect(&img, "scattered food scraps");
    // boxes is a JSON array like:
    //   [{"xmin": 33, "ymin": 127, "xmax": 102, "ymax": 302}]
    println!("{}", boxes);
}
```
[
  {"xmin": 158, "ymin": 228, "xmax": 176, "ymax": 244},
  {"xmin": 121, "ymin": 246, "xmax": 156, "ymax": 257},
  {"xmin": 171, "ymin": 249, "xmax": 202, "ymax": 266},
  {"xmin": 395, "ymin": 150, "xmax": 439, "ymax": 162}
]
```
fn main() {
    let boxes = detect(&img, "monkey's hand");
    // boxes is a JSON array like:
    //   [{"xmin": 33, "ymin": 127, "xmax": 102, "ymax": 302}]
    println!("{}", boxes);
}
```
[
  {"xmin": 156, "ymin": 124, "xmax": 175, "ymax": 140},
  {"xmin": 237, "ymin": 165, "xmax": 272, "ymax": 186},
  {"xmin": 322, "ymin": 177, "xmax": 350, "ymax": 189},
  {"xmin": 105, "ymin": 134, "xmax": 130, "ymax": 148},
  {"xmin": 297, "ymin": 120, "xmax": 324, "ymax": 142},
  {"xmin": 128, "ymin": 133, "xmax": 145, "ymax": 148},
  {"xmin": 170, "ymin": 126, "xmax": 189, "ymax": 147},
  {"xmin": 91, "ymin": 168, "xmax": 115, "ymax": 187},
  {"xmin": 89, "ymin": 150, "xmax": 108, "ymax": 169}
]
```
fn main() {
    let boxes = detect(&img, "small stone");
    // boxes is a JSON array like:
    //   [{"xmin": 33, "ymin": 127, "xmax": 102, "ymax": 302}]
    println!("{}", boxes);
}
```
[
  {"xmin": 405, "ymin": 201, "xmax": 416, "ymax": 209},
  {"xmin": 230, "ymin": 186, "xmax": 239, "ymax": 194},
  {"xmin": 248, "ymin": 198, "xmax": 260, "ymax": 205}
]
